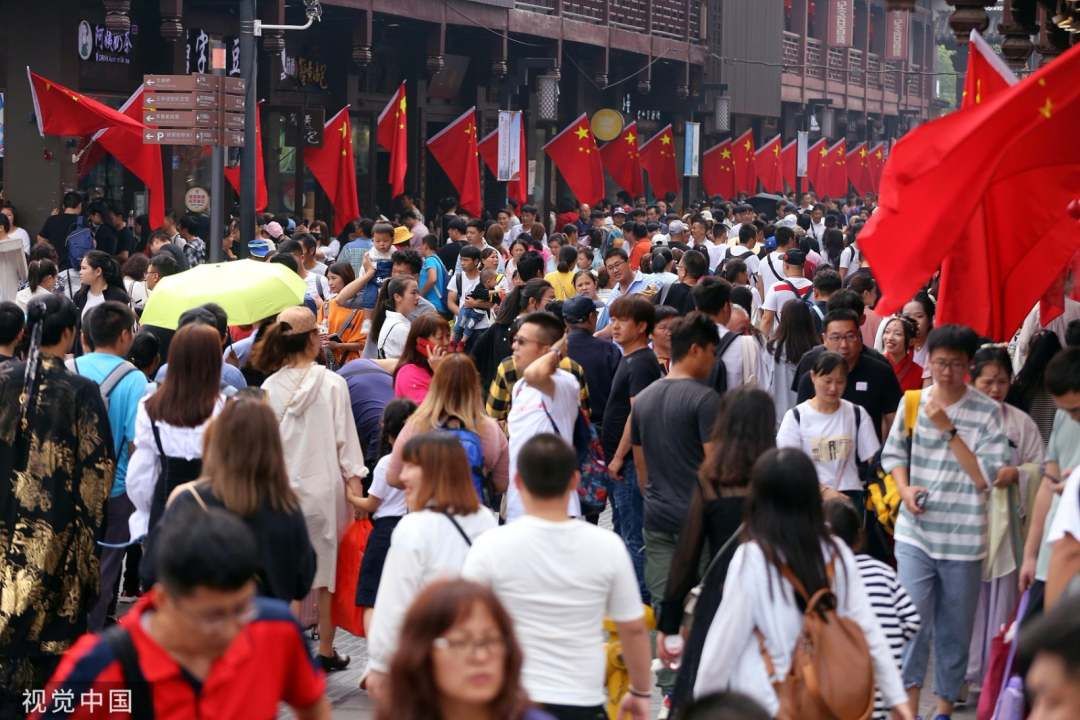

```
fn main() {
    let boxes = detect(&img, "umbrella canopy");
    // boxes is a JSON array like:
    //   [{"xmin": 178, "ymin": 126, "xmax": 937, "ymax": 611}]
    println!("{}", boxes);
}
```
[{"xmin": 140, "ymin": 259, "xmax": 307, "ymax": 330}]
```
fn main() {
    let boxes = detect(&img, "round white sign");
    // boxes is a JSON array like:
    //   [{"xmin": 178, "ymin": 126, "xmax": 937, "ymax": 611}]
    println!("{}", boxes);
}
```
[{"xmin": 184, "ymin": 186, "xmax": 210, "ymax": 213}]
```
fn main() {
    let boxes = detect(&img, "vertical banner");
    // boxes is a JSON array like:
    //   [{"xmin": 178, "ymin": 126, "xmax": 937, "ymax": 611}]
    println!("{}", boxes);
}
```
[
  {"xmin": 885, "ymin": 11, "xmax": 910, "ymax": 61},
  {"xmin": 683, "ymin": 122, "xmax": 701, "ymax": 177},
  {"xmin": 796, "ymin": 130, "xmax": 808, "ymax": 177},
  {"xmin": 827, "ymin": 0, "xmax": 854, "ymax": 47},
  {"xmin": 497, "ymin": 110, "xmax": 522, "ymax": 182}
]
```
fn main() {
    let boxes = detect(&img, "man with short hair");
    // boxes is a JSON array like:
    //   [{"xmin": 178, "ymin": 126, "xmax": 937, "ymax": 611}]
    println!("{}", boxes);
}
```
[
  {"xmin": 882, "ymin": 324, "xmax": 1010, "ymax": 720},
  {"xmin": 177, "ymin": 215, "xmax": 207, "ymax": 267},
  {"xmin": 808, "ymin": 266, "xmax": 841, "ymax": 332},
  {"xmin": 596, "ymin": 247, "xmax": 656, "ymax": 332},
  {"xmin": 660, "ymin": 248, "xmax": 707, "ymax": 315},
  {"xmin": 277, "ymin": 237, "xmax": 330, "ymax": 305},
  {"xmin": 563, "ymin": 295, "xmax": 620, "ymax": 430},
  {"xmin": 75, "ymin": 302, "xmax": 148, "ymax": 631},
  {"xmin": 463, "ymin": 434, "xmax": 651, "ymax": 719},
  {"xmin": 796, "ymin": 309, "xmax": 901, "ymax": 439},
  {"xmin": 147, "ymin": 229, "xmax": 188, "ymax": 272},
  {"xmin": 603, "ymin": 295, "xmax": 662, "ymax": 602},
  {"xmin": 692, "ymin": 277, "xmax": 762, "ymax": 393},
  {"xmin": 146, "ymin": 254, "xmax": 180, "ymax": 294},
  {"xmin": 337, "ymin": 218, "xmax": 375, "ymax": 279},
  {"xmin": 401, "ymin": 208, "xmax": 429, "ymax": 249},
  {"xmin": 37, "ymin": 508, "xmax": 330, "ymax": 719},
  {"xmin": 508, "ymin": 204, "xmax": 543, "ymax": 245},
  {"xmin": 630, "ymin": 312, "xmax": 720, "ymax": 699},
  {"xmin": 38, "ymin": 191, "xmax": 83, "ymax": 266},
  {"xmin": 720, "ymin": 222, "xmax": 763, "ymax": 295},
  {"xmin": 503, "ymin": 312, "xmax": 582, "ymax": 521},
  {"xmin": 0, "ymin": 301, "xmax": 25, "ymax": 361},
  {"xmin": 807, "ymin": 203, "xmax": 827, "ymax": 249},
  {"xmin": 446, "ymin": 245, "xmax": 491, "ymax": 335},
  {"xmin": 725, "ymin": 204, "xmax": 755, "ymax": 242},
  {"xmin": 757, "ymin": 248, "xmax": 813, "ymax": 335},
  {"xmin": 758, "ymin": 225, "xmax": 797, "ymax": 291},
  {"xmin": 418, "ymin": 236, "xmax": 448, "ymax": 316},
  {"xmin": 438, "ymin": 217, "xmax": 468, "ymax": 273}
]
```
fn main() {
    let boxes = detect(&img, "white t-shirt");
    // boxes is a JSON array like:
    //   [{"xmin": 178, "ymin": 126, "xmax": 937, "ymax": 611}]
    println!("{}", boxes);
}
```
[
  {"xmin": 376, "ymin": 310, "xmax": 410, "ymax": 359},
  {"xmin": 723, "ymin": 245, "xmax": 761, "ymax": 282},
  {"xmin": 696, "ymin": 240, "xmax": 726, "ymax": 271},
  {"xmin": 446, "ymin": 270, "xmax": 491, "ymax": 330},
  {"xmin": 9, "ymin": 227, "xmax": 31, "ymax": 256},
  {"xmin": 759, "ymin": 250, "xmax": 788, "ymax": 290},
  {"xmin": 762, "ymin": 276, "xmax": 813, "ymax": 321},
  {"xmin": 807, "ymin": 220, "xmax": 826, "ymax": 250},
  {"xmin": 304, "ymin": 271, "xmax": 330, "ymax": 301},
  {"xmin": 716, "ymin": 325, "xmax": 763, "ymax": 392},
  {"xmin": 368, "ymin": 454, "xmax": 407, "ymax": 519},
  {"xmin": 81, "ymin": 289, "xmax": 106, "ymax": 320},
  {"xmin": 506, "ymin": 369, "xmax": 582, "ymax": 521},
  {"xmin": 462, "ymin": 516, "xmax": 644, "ymax": 706},
  {"xmin": 839, "ymin": 244, "xmax": 862, "ymax": 272},
  {"xmin": 776, "ymin": 400, "xmax": 880, "ymax": 491},
  {"xmin": 1047, "ymin": 465, "xmax": 1080, "ymax": 546}
]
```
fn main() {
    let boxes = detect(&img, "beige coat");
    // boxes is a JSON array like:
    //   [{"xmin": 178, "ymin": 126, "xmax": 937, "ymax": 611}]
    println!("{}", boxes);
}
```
[{"xmin": 263, "ymin": 363, "xmax": 366, "ymax": 591}]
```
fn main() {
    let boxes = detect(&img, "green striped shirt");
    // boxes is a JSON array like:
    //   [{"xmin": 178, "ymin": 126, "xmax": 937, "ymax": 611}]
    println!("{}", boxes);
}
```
[{"xmin": 881, "ymin": 387, "xmax": 1009, "ymax": 561}]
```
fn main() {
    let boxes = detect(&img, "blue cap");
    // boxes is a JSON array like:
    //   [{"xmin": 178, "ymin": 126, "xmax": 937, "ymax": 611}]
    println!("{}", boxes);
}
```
[{"xmin": 248, "ymin": 239, "xmax": 273, "ymax": 258}]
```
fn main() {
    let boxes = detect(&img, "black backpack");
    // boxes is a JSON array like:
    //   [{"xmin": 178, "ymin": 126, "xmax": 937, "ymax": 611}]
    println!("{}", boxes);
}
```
[{"xmin": 707, "ymin": 332, "xmax": 743, "ymax": 394}]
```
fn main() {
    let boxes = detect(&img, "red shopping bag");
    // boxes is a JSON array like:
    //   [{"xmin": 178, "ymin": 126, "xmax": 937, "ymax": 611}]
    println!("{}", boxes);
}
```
[{"xmin": 332, "ymin": 518, "xmax": 373, "ymax": 637}]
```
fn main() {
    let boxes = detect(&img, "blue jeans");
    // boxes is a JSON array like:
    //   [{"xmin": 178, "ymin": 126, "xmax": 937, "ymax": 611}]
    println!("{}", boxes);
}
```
[
  {"xmin": 613, "ymin": 459, "xmax": 649, "ymax": 604},
  {"xmin": 895, "ymin": 541, "xmax": 982, "ymax": 703}
]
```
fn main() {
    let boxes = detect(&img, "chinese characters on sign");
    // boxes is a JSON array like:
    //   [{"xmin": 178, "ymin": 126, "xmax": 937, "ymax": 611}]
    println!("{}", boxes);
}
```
[
  {"xmin": 827, "ymin": 0, "xmax": 854, "ymax": 48},
  {"xmin": 23, "ymin": 688, "xmax": 134, "ymax": 715},
  {"xmin": 77, "ymin": 20, "xmax": 135, "ymax": 64},
  {"xmin": 885, "ymin": 10, "xmax": 910, "ymax": 61}
]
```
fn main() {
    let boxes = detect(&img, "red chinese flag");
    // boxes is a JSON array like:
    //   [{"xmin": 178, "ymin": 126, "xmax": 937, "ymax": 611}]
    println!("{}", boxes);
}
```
[
  {"xmin": 27, "ymin": 68, "xmax": 144, "ymax": 137},
  {"xmin": 427, "ymin": 107, "xmax": 482, "ymax": 216},
  {"xmin": 544, "ymin": 113, "xmax": 605, "ymax": 205},
  {"xmin": 866, "ymin": 143, "xmax": 886, "ymax": 192},
  {"xmin": 80, "ymin": 85, "xmax": 165, "ymax": 229},
  {"xmin": 781, "ymin": 139, "xmax": 797, "ymax": 193},
  {"xmin": 846, "ymin": 142, "xmax": 870, "ymax": 196},
  {"xmin": 754, "ymin": 134, "xmax": 783, "ymax": 193},
  {"xmin": 224, "ymin": 101, "xmax": 268, "ymax": 212},
  {"xmin": 807, "ymin": 138, "xmax": 829, "ymax": 194},
  {"xmin": 477, "ymin": 119, "xmax": 528, "ymax": 206},
  {"xmin": 823, "ymin": 139, "xmax": 847, "ymax": 199},
  {"xmin": 701, "ymin": 141, "xmax": 736, "ymax": 200},
  {"xmin": 639, "ymin": 124, "xmax": 680, "ymax": 201},
  {"xmin": 962, "ymin": 29, "xmax": 1017, "ymax": 110},
  {"xmin": 303, "ymin": 106, "xmax": 361, "ymax": 235},
  {"xmin": 859, "ymin": 41, "xmax": 1080, "ymax": 340},
  {"xmin": 377, "ymin": 81, "xmax": 408, "ymax": 200},
  {"xmin": 599, "ymin": 121, "xmax": 643, "ymax": 198},
  {"xmin": 733, "ymin": 129, "xmax": 757, "ymax": 194}
]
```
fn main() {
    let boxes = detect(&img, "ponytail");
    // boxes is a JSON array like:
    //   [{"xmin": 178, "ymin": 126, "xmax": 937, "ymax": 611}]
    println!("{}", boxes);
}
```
[
  {"xmin": 556, "ymin": 244, "xmax": 578, "ymax": 274},
  {"xmin": 27, "ymin": 259, "xmax": 57, "ymax": 292},
  {"xmin": 249, "ymin": 320, "xmax": 310, "ymax": 374},
  {"xmin": 369, "ymin": 276, "xmax": 410, "ymax": 347}
]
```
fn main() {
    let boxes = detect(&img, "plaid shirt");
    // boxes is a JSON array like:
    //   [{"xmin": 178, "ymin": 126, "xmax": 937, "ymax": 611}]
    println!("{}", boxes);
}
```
[{"xmin": 486, "ymin": 356, "xmax": 590, "ymax": 421}]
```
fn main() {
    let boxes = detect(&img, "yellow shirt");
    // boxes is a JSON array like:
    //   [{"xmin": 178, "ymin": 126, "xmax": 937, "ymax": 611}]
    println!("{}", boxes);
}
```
[{"xmin": 545, "ymin": 270, "xmax": 578, "ymax": 301}]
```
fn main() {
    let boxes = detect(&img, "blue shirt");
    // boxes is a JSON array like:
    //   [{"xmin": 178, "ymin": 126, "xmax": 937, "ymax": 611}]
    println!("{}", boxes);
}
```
[
  {"xmin": 421, "ymin": 255, "xmax": 448, "ymax": 313},
  {"xmin": 156, "ymin": 362, "xmax": 247, "ymax": 393},
  {"xmin": 74, "ymin": 353, "xmax": 149, "ymax": 496}
]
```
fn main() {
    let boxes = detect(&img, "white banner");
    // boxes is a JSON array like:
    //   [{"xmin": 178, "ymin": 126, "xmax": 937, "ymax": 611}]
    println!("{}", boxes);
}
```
[
  {"xmin": 683, "ymin": 122, "xmax": 701, "ymax": 177},
  {"xmin": 796, "ymin": 130, "xmax": 808, "ymax": 177},
  {"xmin": 497, "ymin": 110, "xmax": 522, "ymax": 182}
]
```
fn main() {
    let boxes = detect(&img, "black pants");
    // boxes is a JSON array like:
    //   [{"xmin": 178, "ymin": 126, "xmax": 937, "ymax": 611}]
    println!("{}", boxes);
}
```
[{"xmin": 541, "ymin": 703, "xmax": 608, "ymax": 720}]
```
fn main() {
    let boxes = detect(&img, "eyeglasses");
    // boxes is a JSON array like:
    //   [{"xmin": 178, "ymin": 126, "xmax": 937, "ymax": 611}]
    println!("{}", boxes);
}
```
[
  {"xmin": 825, "ymin": 333, "xmax": 860, "ymax": 344},
  {"xmin": 511, "ymin": 334, "xmax": 547, "ymax": 348},
  {"xmin": 175, "ymin": 596, "xmax": 257, "ymax": 632},
  {"xmin": 605, "ymin": 261, "xmax": 626, "ymax": 272},
  {"xmin": 930, "ymin": 359, "xmax": 969, "ymax": 372},
  {"xmin": 433, "ymin": 634, "xmax": 506, "ymax": 657}
]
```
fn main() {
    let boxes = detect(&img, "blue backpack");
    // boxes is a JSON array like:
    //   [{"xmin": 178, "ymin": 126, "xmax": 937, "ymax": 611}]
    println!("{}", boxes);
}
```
[
  {"xmin": 439, "ymin": 417, "xmax": 488, "ymax": 502},
  {"xmin": 66, "ymin": 216, "xmax": 95, "ymax": 274}
]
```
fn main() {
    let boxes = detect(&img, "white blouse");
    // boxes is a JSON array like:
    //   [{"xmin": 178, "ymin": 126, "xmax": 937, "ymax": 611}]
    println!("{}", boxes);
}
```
[
  {"xmin": 694, "ymin": 540, "xmax": 907, "ymax": 716},
  {"xmin": 376, "ymin": 310, "xmax": 410, "ymax": 359}
]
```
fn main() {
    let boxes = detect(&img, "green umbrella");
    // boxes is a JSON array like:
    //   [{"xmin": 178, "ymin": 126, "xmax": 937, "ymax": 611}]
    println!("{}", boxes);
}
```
[{"xmin": 140, "ymin": 259, "xmax": 307, "ymax": 330}]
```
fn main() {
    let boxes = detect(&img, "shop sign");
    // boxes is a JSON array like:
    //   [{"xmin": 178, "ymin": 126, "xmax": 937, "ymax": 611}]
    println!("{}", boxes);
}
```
[
  {"xmin": 185, "ymin": 187, "xmax": 210, "ymax": 213},
  {"xmin": 78, "ymin": 20, "xmax": 135, "ymax": 65},
  {"xmin": 885, "ymin": 11, "xmax": 909, "ymax": 61},
  {"xmin": 827, "ymin": 0, "xmax": 854, "ymax": 48}
]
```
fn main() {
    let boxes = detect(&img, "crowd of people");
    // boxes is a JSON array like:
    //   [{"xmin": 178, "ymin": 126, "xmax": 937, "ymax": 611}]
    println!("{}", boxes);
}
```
[{"xmin": 0, "ymin": 186, "xmax": 1079, "ymax": 720}]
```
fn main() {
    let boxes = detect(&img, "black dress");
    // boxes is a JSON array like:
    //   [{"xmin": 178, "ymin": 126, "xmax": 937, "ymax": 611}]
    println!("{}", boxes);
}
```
[
  {"xmin": 141, "ymin": 482, "xmax": 316, "ymax": 602},
  {"xmin": 0, "ymin": 357, "xmax": 116, "ymax": 713},
  {"xmin": 657, "ymin": 484, "xmax": 746, "ymax": 714}
]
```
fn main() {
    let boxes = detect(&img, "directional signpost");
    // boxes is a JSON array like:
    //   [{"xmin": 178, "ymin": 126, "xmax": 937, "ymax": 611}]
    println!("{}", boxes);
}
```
[{"xmin": 141, "ymin": 74, "xmax": 246, "ymax": 147}]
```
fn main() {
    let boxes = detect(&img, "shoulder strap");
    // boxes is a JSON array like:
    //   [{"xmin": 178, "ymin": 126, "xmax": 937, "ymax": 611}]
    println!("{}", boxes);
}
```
[
  {"xmin": 149, "ymin": 416, "xmax": 167, "ymax": 460},
  {"xmin": 186, "ymin": 484, "xmax": 209, "ymax": 512},
  {"xmin": 100, "ymin": 360, "xmax": 140, "ymax": 399},
  {"xmin": 715, "ymin": 331, "xmax": 741, "ymax": 362},
  {"xmin": 442, "ymin": 510, "xmax": 473, "ymax": 546},
  {"xmin": 456, "ymin": 272, "xmax": 463, "ymax": 298},
  {"xmin": 792, "ymin": 406, "xmax": 801, "ymax": 425},
  {"xmin": 852, "ymin": 402, "xmax": 863, "ymax": 464},
  {"xmin": 100, "ymin": 625, "xmax": 155, "ymax": 720},
  {"xmin": 903, "ymin": 389, "xmax": 922, "ymax": 437},
  {"xmin": 340, "ymin": 308, "xmax": 362, "ymax": 334},
  {"xmin": 540, "ymin": 399, "xmax": 562, "ymax": 435}
]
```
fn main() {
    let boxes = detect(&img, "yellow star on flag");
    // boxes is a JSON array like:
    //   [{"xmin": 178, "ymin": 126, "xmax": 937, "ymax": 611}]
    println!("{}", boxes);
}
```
[
  {"xmin": 465, "ymin": 122, "xmax": 475, "ymax": 137},
  {"xmin": 660, "ymin": 134, "xmax": 671, "ymax": 145},
  {"xmin": 819, "ymin": 146, "xmax": 828, "ymax": 157},
  {"xmin": 1039, "ymin": 98, "xmax": 1053, "ymax": 119},
  {"xmin": 575, "ymin": 126, "xmax": 590, "ymax": 141},
  {"xmin": 875, "ymin": 150, "xmax": 883, "ymax": 160},
  {"xmin": 339, "ymin": 123, "xmax": 347, "ymax": 139},
  {"xmin": 859, "ymin": 147, "xmax": 867, "ymax": 158},
  {"xmin": 743, "ymin": 139, "xmax": 751, "ymax": 151},
  {"xmin": 773, "ymin": 144, "xmax": 780, "ymax": 157},
  {"xmin": 625, "ymin": 132, "xmax": 636, "ymax": 144},
  {"xmin": 721, "ymin": 148, "xmax": 732, "ymax": 159}
]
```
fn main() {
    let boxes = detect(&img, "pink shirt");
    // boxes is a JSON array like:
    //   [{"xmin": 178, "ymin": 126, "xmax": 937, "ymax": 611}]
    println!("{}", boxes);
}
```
[{"xmin": 394, "ymin": 363, "xmax": 433, "ymax": 405}]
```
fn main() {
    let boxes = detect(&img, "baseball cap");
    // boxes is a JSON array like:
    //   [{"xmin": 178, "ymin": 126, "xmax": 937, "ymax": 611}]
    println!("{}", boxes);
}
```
[
  {"xmin": 248, "ymin": 239, "xmax": 273, "ymax": 258},
  {"xmin": 667, "ymin": 219, "xmax": 688, "ymax": 235},
  {"xmin": 277, "ymin": 305, "xmax": 318, "ymax": 334},
  {"xmin": 265, "ymin": 221, "xmax": 285, "ymax": 239},
  {"xmin": 392, "ymin": 226, "xmax": 412, "ymax": 245},
  {"xmin": 562, "ymin": 295, "xmax": 604, "ymax": 324},
  {"xmin": 612, "ymin": 206, "xmax": 628, "ymax": 217},
  {"xmin": 785, "ymin": 249, "xmax": 807, "ymax": 266},
  {"xmin": 700, "ymin": 209, "xmax": 714, "ymax": 222},
  {"xmin": 286, "ymin": 218, "xmax": 297, "ymax": 233}
]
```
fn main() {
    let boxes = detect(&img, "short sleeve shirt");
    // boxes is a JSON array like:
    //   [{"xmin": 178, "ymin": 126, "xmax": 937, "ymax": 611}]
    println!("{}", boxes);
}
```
[
  {"xmin": 776, "ymin": 400, "xmax": 881, "ymax": 491},
  {"xmin": 601, "ymin": 348, "xmax": 663, "ymax": 460},
  {"xmin": 796, "ymin": 353, "xmax": 902, "ymax": 439}
]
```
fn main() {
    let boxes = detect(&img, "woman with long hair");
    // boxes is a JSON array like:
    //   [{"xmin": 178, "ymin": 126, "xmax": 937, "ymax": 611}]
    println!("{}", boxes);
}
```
[
  {"xmin": 121, "ymin": 253, "xmax": 150, "ymax": 313},
  {"xmin": 693, "ymin": 448, "xmax": 911, "ymax": 719},
  {"xmin": 1009, "ymin": 330, "xmax": 1064, "ymax": 443},
  {"xmin": 365, "ymin": 432, "xmax": 499, "ymax": 699},
  {"xmin": 501, "ymin": 238, "xmax": 531, "ymax": 293},
  {"xmin": 15, "ymin": 259, "xmax": 58, "ymax": 311},
  {"xmin": 544, "ymin": 244, "xmax": 579, "ymax": 301},
  {"xmin": 881, "ymin": 315, "xmax": 923, "ymax": 391},
  {"xmin": 318, "ymin": 260, "xmax": 366, "ymax": 367},
  {"xmin": 369, "ymin": 276, "xmax": 421, "ymax": 360},
  {"xmin": 822, "ymin": 227, "xmax": 845, "ymax": 269},
  {"xmin": 965, "ymin": 345, "xmax": 1044, "ymax": 690},
  {"xmin": 127, "ymin": 323, "xmax": 227, "ymax": 540},
  {"xmin": 762, "ymin": 300, "xmax": 819, "ymax": 420},
  {"xmin": 142, "ymin": 395, "xmax": 317, "ymax": 603},
  {"xmin": 877, "ymin": 291, "xmax": 935, "ymax": 383},
  {"xmin": 393, "ymin": 312, "xmax": 450, "ymax": 404},
  {"xmin": 253, "ymin": 305, "xmax": 367, "ymax": 671},
  {"xmin": 658, "ymin": 388, "xmax": 776, "ymax": 709},
  {"xmin": 471, "ymin": 278, "xmax": 554, "ymax": 390},
  {"xmin": 377, "ymin": 579, "xmax": 551, "ymax": 720},
  {"xmin": 0, "ymin": 213, "xmax": 27, "ymax": 303},
  {"xmin": 0, "ymin": 294, "xmax": 115, "ymax": 711},
  {"xmin": 386, "ymin": 353, "xmax": 509, "ymax": 495},
  {"xmin": 74, "ymin": 249, "xmax": 130, "ymax": 321}
]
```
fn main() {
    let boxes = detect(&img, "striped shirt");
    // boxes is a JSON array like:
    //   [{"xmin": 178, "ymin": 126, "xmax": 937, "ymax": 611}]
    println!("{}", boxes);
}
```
[
  {"xmin": 854, "ymin": 554, "xmax": 921, "ymax": 720},
  {"xmin": 881, "ymin": 387, "xmax": 1009, "ymax": 561}
]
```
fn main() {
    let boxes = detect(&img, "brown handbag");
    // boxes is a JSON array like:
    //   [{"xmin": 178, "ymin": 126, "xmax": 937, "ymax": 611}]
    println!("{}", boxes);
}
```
[{"xmin": 754, "ymin": 559, "xmax": 875, "ymax": 720}]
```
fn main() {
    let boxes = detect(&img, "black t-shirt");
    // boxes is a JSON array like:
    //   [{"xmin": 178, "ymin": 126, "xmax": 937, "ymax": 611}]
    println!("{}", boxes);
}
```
[
  {"xmin": 115, "ymin": 227, "xmax": 136, "ymax": 257},
  {"xmin": 660, "ymin": 282, "xmax": 696, "ymax": 315},
  {"xmin": 795, "ymin": 353, "xmax": 903, "ymax": 439},
  {"xmin": 437, "ymin": 240, "xmax": 463, "ymax": 275},
  {"xmin": 791, "ymin": 344, "xmax": 890, "ymax": 393},
  {"xmin": 92, "ymin": 223, "xmax": 119, "ymax": 256},
  {"xmin": 601, "ymin": 347, "xmax": 663, "ymax": 460},
  {"xmin": 39, "ymin": 214, "xmax": 80, "ymax": 268},
  {"xmin": 566, "ymin": 329, "xmax": 622, "ymax": 427}
]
